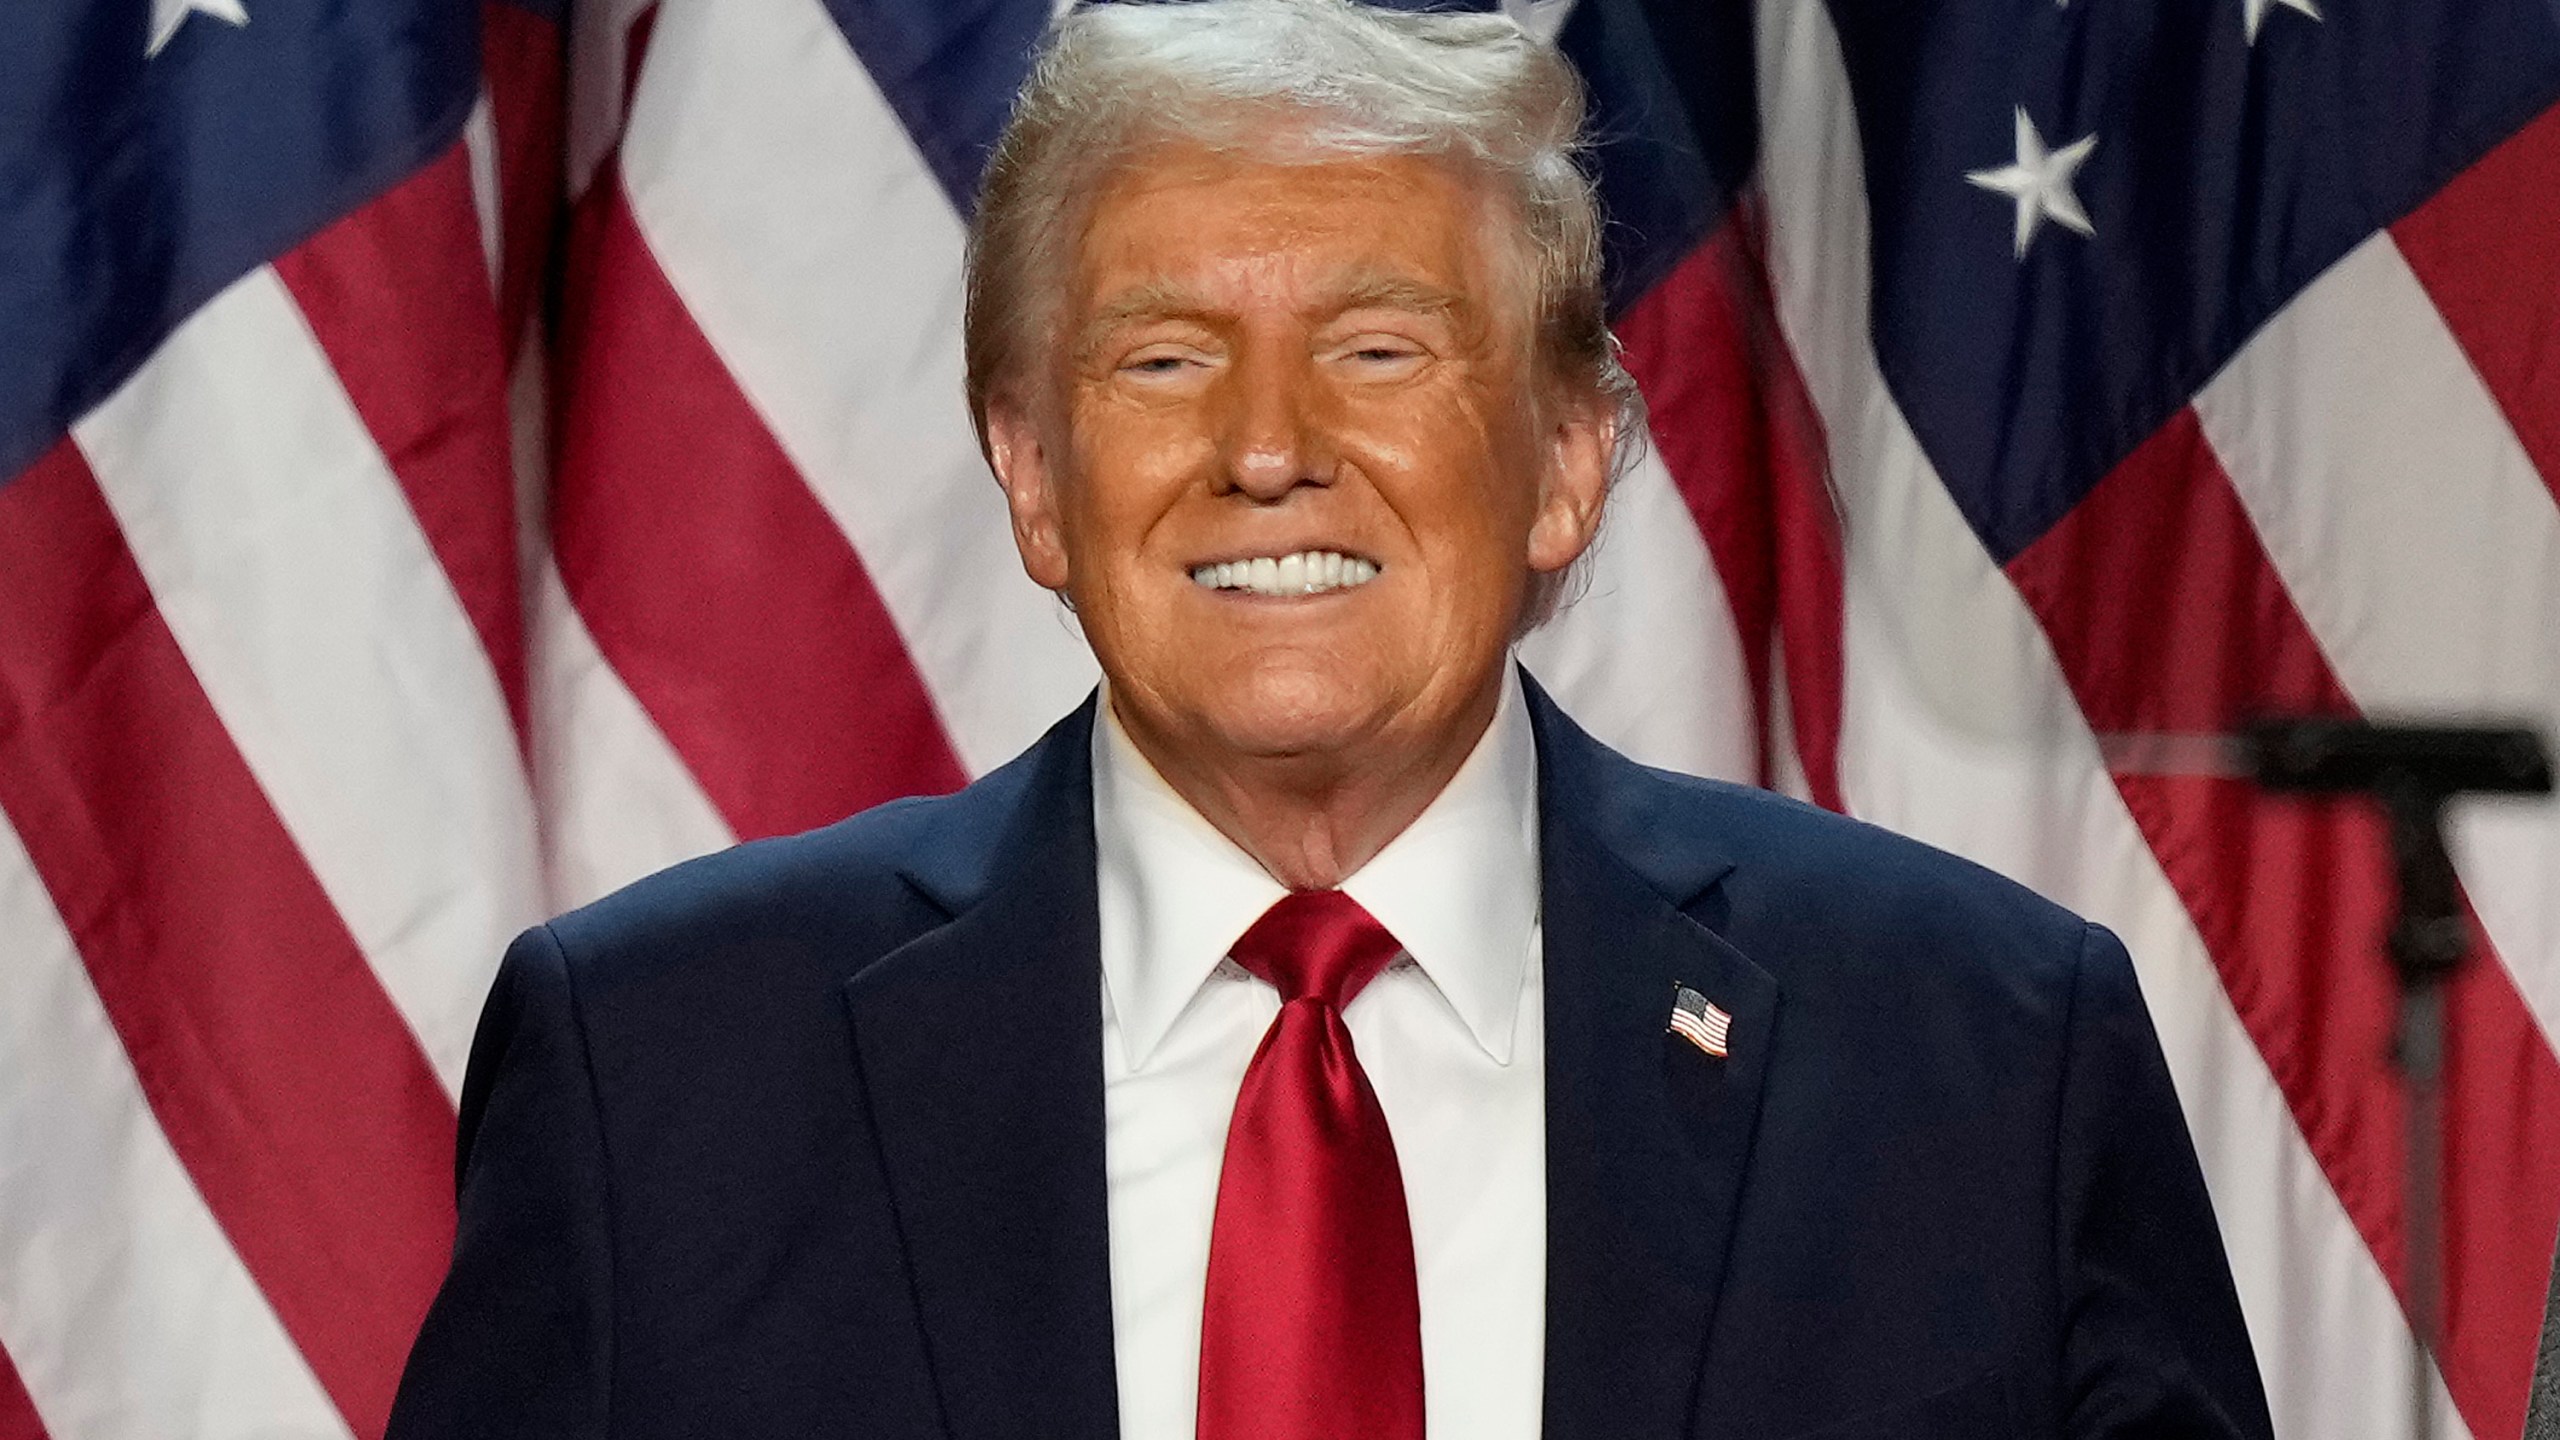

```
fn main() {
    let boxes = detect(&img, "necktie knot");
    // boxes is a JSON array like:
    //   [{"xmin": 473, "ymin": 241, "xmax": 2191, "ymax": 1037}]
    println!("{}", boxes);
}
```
[{"xmin": 1228, "ymin": 890, "xmax": 1403, "ymax": 1010}]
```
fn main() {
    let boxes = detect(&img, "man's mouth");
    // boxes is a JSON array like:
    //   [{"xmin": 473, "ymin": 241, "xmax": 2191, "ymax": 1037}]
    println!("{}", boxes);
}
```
[{"xmin": 1188, "ymin": 549, "xmax": 1381, "ymax": 597}]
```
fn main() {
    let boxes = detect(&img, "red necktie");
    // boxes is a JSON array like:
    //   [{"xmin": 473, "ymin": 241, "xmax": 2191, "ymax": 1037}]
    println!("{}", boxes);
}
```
[{"xmin": 1198, "ymin": 890, "xmax": 1425, "ymax": 1440}]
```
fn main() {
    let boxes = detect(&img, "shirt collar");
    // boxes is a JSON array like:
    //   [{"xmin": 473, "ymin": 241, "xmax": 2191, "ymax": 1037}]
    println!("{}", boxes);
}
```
[{"xmin": 1092, "ymin": 667, "xmax": 1542, "ymax": 1071}]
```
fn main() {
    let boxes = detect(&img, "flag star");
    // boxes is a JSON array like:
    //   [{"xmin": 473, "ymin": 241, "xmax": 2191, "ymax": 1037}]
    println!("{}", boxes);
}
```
[
  {"xmin": 148, "ymin": 0, "xmax": 248, "ymax": 58},
  {"xmin": 2241, "ymin": 0, "xmax": 2321, "ymax": 43},
  {"xmin": 1965, "ymin": 107, "xmax": 2099, "ymax": 259}
]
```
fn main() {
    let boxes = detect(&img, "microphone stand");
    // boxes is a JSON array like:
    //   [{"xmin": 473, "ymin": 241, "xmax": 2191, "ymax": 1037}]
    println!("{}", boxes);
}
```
[{"xmin": 2243, "ymin": 718, "xmax": 2553, "ymax": 1440}]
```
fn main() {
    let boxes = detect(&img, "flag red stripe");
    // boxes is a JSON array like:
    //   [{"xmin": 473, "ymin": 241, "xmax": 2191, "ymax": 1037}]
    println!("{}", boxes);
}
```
[
  {"xmin": 2006, "ymin": 408, "xmax": 2560, "ymax": 1440},
  {"xmin": 1618, "ymin": 202, "xmax": 1847, "ymax": 808},
  {"xmin": 1763, "ymin": 345, "xmax": 1849, "ymax": 812},
  {"xmin": 551, "ymin": 180, "xmax": 966, "ymax": 839},
  {"xmin": 272, "ymin": 146, "xmax": 529, "ymax": 742},
  {"xmin": 0, "ymin": 442, "xmax": 458, "ymax": 1440},
  {"xmin": 478, "ymin": 0, "xmax": 567, "ymax": 351},
  {"xmin": 1618, "ymin": 227, "xmax": 1774, "ymax": 776},
  {"xmin": 2391, "ymin": 99, "xmax": 2560, "ymax": 509},
  {"xmin": 0, "ymin": 1343, "xmax": 46, "ymax": 1440},
  {"xmin": 1724, "ymin": 191, "xmax": 1849, "ymax": 815}
]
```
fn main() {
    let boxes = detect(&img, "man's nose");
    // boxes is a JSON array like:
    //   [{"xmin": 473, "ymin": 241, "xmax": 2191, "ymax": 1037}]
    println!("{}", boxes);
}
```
[{"xmin": 1216, "ymin": 346, "xmax": 1327, "ymax": 501}]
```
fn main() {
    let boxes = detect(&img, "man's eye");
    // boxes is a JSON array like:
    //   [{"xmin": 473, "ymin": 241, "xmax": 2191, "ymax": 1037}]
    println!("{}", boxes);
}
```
[
  {"xmin": 1333, "ymin": 341, "xmax": 1427, "ymax": 373},
  {"xmin": 1121, "ymin": 353, "xmax": 1197, "ymax": 376},
  {"xmin": 1330, "ymin": 332, "xmax": 1428, "ymax": 359}
]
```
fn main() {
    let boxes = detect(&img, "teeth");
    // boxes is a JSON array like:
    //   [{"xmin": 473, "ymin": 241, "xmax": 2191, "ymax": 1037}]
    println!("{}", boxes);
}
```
[{"xmin": 1188, "ymin": 549, "xmax": 1381, "ymax": 596}]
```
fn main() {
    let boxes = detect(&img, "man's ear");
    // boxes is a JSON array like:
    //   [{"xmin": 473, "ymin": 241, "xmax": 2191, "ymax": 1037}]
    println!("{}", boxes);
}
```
[
  {"xmin": 986, "ymin": 399, "xmax": 1073, "ymax": 592},
  {"xmin": 1526, "ymin": 392, "xmax": 1614, "ymax": 576}
]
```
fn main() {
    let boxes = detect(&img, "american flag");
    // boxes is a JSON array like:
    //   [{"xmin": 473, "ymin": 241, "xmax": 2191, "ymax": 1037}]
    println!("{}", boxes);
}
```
[
  {"xmin": 1669, "ymin": 985, "xmax": 1734, "ymax": 1059},
  {"xmin": 0, "ymin": 0, "xmax": 2553, "ymax": 1437}
]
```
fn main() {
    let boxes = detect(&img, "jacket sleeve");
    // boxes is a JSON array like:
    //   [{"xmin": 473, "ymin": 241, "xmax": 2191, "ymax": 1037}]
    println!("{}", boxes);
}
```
[
  {"xmin": 386, "ymin": 923, "xmax": 614, "ymax": 1438},
  {"xmin": 2054, "ymin": 921, "xmax": 2274, "ymax": 1439}
]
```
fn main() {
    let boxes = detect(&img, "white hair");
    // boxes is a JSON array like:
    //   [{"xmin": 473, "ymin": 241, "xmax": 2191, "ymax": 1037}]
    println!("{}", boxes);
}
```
[{"xmin": 962, "ymin": 0, "xmax": 1646, "ymax": 525}]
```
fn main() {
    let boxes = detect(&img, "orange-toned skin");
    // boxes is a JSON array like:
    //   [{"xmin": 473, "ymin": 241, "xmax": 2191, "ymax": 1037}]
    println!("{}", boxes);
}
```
[{"xmin": 987, "ymin": 142, "xmax": 1613, "ymax": 889}]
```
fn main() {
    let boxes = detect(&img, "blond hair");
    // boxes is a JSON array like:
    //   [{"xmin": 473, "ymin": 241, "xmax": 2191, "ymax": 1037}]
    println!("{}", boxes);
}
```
[{"xmin": 963, "ymin": 0, "xmax": 1643, "ymax": 622}]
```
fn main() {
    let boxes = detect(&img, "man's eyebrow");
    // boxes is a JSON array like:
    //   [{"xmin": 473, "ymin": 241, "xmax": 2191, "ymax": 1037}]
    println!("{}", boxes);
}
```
[
  {"xmin": 1320, "ymin": 273, "xmax": 1468, "ymax": 322},
  {"xmin": 1077, "ymin": 272, "xmax": 1472, "ymax": 341},
  {"xmin": 1078, "ymin": 281, "xmax": 1215, "ymax": 344}
]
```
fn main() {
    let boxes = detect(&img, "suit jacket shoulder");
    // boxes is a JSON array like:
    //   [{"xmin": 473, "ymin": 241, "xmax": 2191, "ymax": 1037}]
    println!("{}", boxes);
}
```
[
  {"xmin": 541, "ymin": 700, "xmax": 1081, "ymax": 1005},
  {"xmin": 394, "ymin": 704, "xmax": 1106, "ymax": 1440},
  {"xmin": 1537, "ymin": 691, "xmax": 2089, "ymax": 1006},
  {"xmin": 1524, "ymin": 684, "xmax": 2270, "ymax": 1440}
]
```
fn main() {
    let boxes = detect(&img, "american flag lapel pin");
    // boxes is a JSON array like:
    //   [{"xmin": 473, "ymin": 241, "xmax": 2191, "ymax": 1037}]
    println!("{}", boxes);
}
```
[{"xmin": 1668, "ymin": 984, "xmax": 1732, "ymax": 1059}]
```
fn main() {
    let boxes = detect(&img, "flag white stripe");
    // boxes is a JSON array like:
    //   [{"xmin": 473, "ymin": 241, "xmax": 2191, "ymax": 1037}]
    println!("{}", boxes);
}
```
[
  {"xmin": 616, "ymin": 0, "xmax": 1099, "ymax": 779},
  {"xmin": 530, "ymin": 553, "xmax": 737, "ymax": 910},
  {"xmin": 2193, "ymin": 234, "xmax": 2560, "ymax": 1049},
  {"xmin": 1747, "ymin": 4, "xmax": 2469, "ymax": 1435},
  {"xmin": 70, "ymin": 267, "xmax": 541, "ymax": 1095},
  {"xmin": 0, "ymin": 813, "xmax": 350, "ymax": 1440},
  {"xmin": 1521, "ymin": 440, "xmax": 1760, "ymax": 782},
  {"xmin": 1765, "ymin": 639, "xmax": 1818, "ymax": 804},
  {"xmin": 463, "ymin": 93, "xmax": 503, "ymax": 293}
]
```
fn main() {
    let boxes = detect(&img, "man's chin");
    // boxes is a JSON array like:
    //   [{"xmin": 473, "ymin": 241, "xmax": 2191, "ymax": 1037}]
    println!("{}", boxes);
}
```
[{"xmin": 1190, "ymin": 701, "xmax": 1385, "ymax": 768}]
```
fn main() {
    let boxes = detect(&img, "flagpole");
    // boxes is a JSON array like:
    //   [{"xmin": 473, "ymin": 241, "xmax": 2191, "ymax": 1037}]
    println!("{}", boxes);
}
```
[
  {"xmin": 2244, "ymin": 719, "xmax": 2554, "ymax": 1440},
  {"xmin": 2378, "ymin": 774, "xmax": 2458, "ymax": 1440}
]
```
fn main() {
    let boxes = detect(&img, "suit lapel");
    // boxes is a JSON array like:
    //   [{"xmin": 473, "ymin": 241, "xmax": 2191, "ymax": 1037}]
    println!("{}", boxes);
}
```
[
  {"xmin": 1530, "ymin": 684, "xmax": 1780, "ymax": 1440},
  {"xmin": 841, "ymin": 702, "xmax": 1120, "ymax": 1440}
]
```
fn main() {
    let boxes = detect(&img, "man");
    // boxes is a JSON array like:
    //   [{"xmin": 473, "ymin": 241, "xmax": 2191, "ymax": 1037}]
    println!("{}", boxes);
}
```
[{"xmin": 388, "ymin": 2, "xmax": 2273, "ymax": 1436}]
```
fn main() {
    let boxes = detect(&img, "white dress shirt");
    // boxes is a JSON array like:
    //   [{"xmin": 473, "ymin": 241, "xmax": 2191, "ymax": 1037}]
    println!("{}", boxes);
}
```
[{"xmin": 1093, "ymin": 668, "xmax": 1546, "ymax": 1440}]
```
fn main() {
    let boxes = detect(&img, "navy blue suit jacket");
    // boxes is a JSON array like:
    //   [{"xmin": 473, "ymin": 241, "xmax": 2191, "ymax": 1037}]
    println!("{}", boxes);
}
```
[{"xmin": 388, "ymin": 682, "xmax": 2273, "ymax": 1439}]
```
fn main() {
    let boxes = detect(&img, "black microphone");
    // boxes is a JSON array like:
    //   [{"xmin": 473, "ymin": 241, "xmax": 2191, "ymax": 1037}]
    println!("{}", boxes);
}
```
[
  {"xmin": 2096, "ymin": 718, "xmax": 2554, "ymax": 796},
  {"xmin": 2243, "ymin": 717, "xmax": 2553, "ymax": 797},
  {"xmin": 2105, "ymin": 713, "xmax": 2552, "ymax": 1440}
]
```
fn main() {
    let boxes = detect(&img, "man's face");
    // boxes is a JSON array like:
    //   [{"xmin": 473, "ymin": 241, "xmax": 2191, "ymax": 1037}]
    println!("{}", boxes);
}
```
[{"xmin": 989, "ymin": 141, "xmax": 1610, "ymax": 774}]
